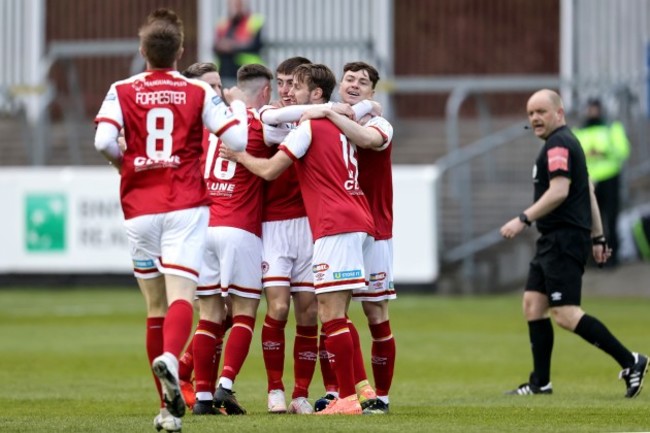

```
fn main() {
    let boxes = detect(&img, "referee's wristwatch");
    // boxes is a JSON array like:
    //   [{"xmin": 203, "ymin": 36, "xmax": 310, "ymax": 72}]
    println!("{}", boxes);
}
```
[{"xmin": 518, "ymin": 212, "xmax": 532, "ymax": 227}]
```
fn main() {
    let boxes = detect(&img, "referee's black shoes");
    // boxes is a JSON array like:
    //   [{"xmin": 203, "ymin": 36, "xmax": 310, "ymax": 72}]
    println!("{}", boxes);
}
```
[
  {"xmin": 619, "ymin": 352, "xmax": 649, "ymax": 398},
  {"xmin": 506, "ymin": 380, "xmax": 553, "ymax": 395}
]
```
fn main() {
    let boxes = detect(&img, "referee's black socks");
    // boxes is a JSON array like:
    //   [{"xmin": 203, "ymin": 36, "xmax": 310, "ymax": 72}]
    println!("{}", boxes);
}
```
[
  {"xmin": 528, "ymin": 318, "xmax": 554, "ymax": 386},
  {"xmin": 574, "ymin": 314, "xmax": 635, "ymax": 368}
]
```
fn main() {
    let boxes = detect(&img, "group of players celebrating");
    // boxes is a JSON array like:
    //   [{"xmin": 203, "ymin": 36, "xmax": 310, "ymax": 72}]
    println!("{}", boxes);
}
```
[{"xmin": 94, "ymin": 8, "xmax": 396, "ymax": 432}]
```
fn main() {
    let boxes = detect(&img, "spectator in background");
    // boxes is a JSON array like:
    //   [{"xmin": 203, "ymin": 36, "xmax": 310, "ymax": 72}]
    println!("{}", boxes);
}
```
[
  {"xmin": 213, "ymin": 0, "xmax": 264, "ymax": 87},
  {"xmin": 572, "ymin": 98, "xmax": 630, "ymax": 267}
]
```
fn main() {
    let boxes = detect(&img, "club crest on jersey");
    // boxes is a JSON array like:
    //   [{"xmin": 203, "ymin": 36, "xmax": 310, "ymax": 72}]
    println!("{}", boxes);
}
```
[
  {"xmin": 131, "ymin": 79, "xmax": 145, "ymax": 92},
  {"xmin": 261, "ymin": 261, "xmax": 269, "ymax": 274}
]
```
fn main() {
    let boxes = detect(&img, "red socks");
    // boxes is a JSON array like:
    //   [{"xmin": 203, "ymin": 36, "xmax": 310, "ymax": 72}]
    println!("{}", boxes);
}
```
[
  {"xmin": 163, "ymin": 300, "xmax": 194, "ymax": 357},
  {"xmin": 261, "ymin": 315, "xmax": 287, "ymax": 391},
  {"xmin": 322, "ymin": 318, "xmax": 355, "ymax": 398},
  {"xmin": 220, "ymin": 315, "xmax": 256, "ymax": 381},
  {"xmin": 347, "ymin": 319, "xmax": 369, "ymax": 385},
  {"xmin": 193, "ymin": 320, "xmax": 224, "ymax": 394},
  {"xmin": 292, "ymin": 325, "xmax": 318, "ymax": 399},
  {"xmin": 369, "ymin": 321, "xmax": 396, "ymax": 397},
  {"xmin": 318, "ymin": 328, "xmax": 339, "ymax": 393},
  {"xmin": 146, "ymin": 317, "xmax": 165, "ymax": 405},
  {"xmin": 178, "ymin": 337, "xmax": 194, "ymax": 382}
]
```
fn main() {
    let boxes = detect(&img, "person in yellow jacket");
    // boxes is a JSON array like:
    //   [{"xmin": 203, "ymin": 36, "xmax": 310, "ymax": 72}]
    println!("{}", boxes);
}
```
[
  {"xmin": 573, "ymin": 98, "xmax": 631, "ymax": 266},
  {"xmin": 213, "ymin": 0, "xmax": 265, "ymax": 87}
]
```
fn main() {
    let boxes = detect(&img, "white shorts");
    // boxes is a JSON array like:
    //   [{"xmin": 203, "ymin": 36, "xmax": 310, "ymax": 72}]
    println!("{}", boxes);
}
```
[
  {"xmin": 197, "ymin": 226, "xmax": 263, "ymax": 299},
  {"xmin": 262, "ymin": 217, "xmax": 314, "ymax": 292},
  {"xmin": 353, "ymin": 238, "xmax": 396, "ymax": 302},
  {"xmin": 312, "ymin": 232, "xmax": 373, "ymax": 295},
  {"xmin": 124, "ymin": 206, "xmax": 209, "ymax": 282}
]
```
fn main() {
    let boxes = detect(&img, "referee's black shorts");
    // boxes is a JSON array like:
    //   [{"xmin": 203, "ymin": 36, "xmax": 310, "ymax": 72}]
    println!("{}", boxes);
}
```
[{"xmin": 525, "ymin": 227, "xmax": 591, "ymax": 307}]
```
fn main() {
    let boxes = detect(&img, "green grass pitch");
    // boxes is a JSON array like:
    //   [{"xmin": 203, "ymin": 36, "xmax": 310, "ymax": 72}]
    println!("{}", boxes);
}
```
[{"xmin": 1, "ymin": 287, "xmax": 649, "ymax": 432}]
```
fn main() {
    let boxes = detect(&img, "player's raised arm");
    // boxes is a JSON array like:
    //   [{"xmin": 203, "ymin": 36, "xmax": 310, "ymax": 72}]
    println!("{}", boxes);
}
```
[{"xmin": 202, "ymin": 84, "xmax": 248, "ymax": 152}]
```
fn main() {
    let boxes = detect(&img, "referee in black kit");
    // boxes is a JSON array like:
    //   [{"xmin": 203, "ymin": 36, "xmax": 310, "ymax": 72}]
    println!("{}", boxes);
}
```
[{"xmin": 500, "ymin": 89, "xmax": 648, "ymax": 398}]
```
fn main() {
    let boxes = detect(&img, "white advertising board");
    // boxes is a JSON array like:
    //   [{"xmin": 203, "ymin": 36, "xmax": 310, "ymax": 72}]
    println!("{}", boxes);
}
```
[
  {"xmin": 0, "ymin": 166, "xmax": 439, "ymax": 283},
  {"xmin": 0, "ymin": 167, "xmax": 130, "ymax": 272}
]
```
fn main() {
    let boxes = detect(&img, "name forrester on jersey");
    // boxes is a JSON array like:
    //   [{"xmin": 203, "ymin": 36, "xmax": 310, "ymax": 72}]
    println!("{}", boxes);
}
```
[{"xmin": 131, "ymin": 86, "xmax": 190, "ymax": 171}]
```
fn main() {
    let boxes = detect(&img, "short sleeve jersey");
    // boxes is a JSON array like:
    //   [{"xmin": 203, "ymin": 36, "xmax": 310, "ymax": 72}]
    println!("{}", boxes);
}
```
[
  {"xmin": 95, "ymin": 69, "xmax": 240, "ymax": 219},
  {"xmin": 533, "ymin": 125, "xmax": 592, "ymax": 233},
  {"xmin": 202, "ymin": 108, "xmax": 272, "ymax": 236},
  {"xmin": 357, "ymin": 116, "xmax": 394, "ymax": 240},
  {"xmin": 279, "ymin": 118, "xmax": 375, "ymax": 240}
]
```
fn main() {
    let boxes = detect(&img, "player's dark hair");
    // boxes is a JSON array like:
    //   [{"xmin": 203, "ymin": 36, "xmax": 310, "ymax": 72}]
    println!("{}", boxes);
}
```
[
  {"xmin": 139, "ymin": 8, "xmax": 184, "ymax": 69},
  {"xmin": 182, "ymin": 62, "xmax": 218, "ymax": 79},
  {"xmin": 276, "ymin": 56, "xmax": 311, "ymax": 76},
  {"xmin": 293, "ymin": 64, "xmax": 336, "ymax": 101},
  {"xmin": 237, "ymin": 63, "xmax": 273, "ymax": 83},
  {"xmin": 343, "ymin": 61, "xmax": 380, "ymax": 89}
]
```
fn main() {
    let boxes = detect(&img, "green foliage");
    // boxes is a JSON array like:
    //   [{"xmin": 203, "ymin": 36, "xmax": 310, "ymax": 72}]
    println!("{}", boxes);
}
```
[{"xmin": 1, "ymin": 288, "xmax": 649, "ymax": 432}]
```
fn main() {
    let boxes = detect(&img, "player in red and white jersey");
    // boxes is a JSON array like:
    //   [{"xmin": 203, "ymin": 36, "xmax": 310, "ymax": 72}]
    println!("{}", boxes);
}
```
[
  {"xmin": 252, "ymin": 57, "xmax": 381, "ymax": 414},
  {"xmin": 301, "ymin": 61, "xmax": 396, "ymax": 414},
  {"xmin": 195, "ymin": 64, "xmax": 275, "ymax": 416},
  {"xmin": 219, "ymin": 64, "xmax": 374, "ymax": 415},
  {"xmin": 168, "ymin": 61, "xmax": 231, "ymax": 416},
  {"xmin": 93, "ymin": 9, "xmax": 247, "ymax": 432},
  {"xmin": 251, "ymin": 56, "xmax": 318, "ymax": 415}
]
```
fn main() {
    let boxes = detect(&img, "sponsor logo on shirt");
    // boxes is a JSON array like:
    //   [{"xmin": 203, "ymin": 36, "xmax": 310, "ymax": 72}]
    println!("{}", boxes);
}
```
[
  {"xmin": 133, "ymin": 155, "xmax": 181, "ymax": 171},
  {"xmin": 143, "ymin": 79, "xmax": 187, "ymax": 87},
  {"xmin": 104, "ymin": 93, "xmax": 116, "ymax": 101},
  {"xmin": 369, "ymin": 272, "xmax": 386, "ymax": 281},
  {"xmin": 312, "ymin": 263, "xmax": 329, "ymax": 273},
  {"xmin": 551, "ymin": 291, "xmax": 562, "ymax": 301},
  {"xmin": 333, "ymin": 269, "xmax": 362, "ymax": 280},
  {"xmin": 212, "ymin": 95, "xmax": 223, "ymax": 106}
]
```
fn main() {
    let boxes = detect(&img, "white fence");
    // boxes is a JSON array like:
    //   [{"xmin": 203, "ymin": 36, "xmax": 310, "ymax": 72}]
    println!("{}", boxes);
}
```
[{"xmin": 0, "ymin": 0, "xmax": 44, "ymax": 121}]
